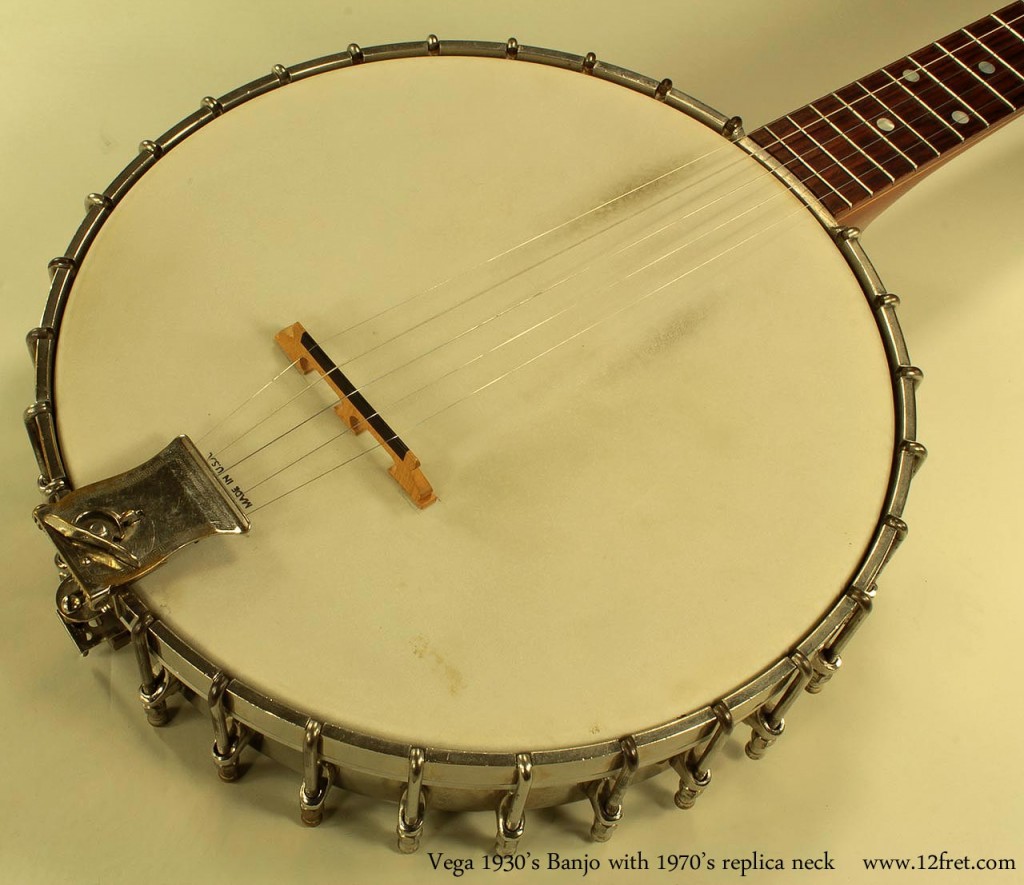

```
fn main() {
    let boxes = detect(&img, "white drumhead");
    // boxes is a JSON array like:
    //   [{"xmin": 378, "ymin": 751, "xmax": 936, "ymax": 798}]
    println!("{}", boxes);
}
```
[{"xmin": 55, "ymin": 56, "xmax": 893, "ymax": 751}]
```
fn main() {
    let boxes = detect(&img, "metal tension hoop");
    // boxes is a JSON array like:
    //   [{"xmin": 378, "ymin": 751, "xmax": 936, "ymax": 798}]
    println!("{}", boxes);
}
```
[{"xmin": 34, "ymin": 436, "xmax": 250, "ymax": 628}]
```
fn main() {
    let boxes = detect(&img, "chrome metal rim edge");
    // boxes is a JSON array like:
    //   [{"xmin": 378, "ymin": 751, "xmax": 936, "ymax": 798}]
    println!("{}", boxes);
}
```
[{"xmin": 119, "ymin": 590, "xmax": 855, "ymax": 799}]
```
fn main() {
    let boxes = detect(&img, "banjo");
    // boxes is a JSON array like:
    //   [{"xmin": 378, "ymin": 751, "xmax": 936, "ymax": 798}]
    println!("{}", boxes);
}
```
[{"xmin": 23, "ymin": 3, "xmax": 1022, "ymax": 857}]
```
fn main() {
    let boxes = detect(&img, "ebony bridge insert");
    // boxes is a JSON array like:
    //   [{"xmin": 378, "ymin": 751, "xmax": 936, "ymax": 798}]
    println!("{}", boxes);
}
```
[{"xmin": 275, "ymin": 322, "xmax": 437, "ymax": 509}]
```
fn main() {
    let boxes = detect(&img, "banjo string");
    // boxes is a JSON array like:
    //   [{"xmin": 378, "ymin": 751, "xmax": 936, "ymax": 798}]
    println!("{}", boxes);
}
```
[
  {"xmin": 196, "ymin": 143, "xmax": 733, "ymax": 447},
  {"xmin": 213, "ymin": 147, "xmax": 746, "ymax": 460},
  {"xmin": 211, "ymin": 120, "xmax": 864, "ymax": 464},
  {"xmin": 248, "ymin": 204, "xmax": 806, "ymax": 512},
  {"xmin": 751, "ymin": 63, "xmax": 1021, "ymax": 164},
  {"xmin": 244, "ymin": 180, "xmax": 803, "ymax": 491},
  {"xmin": 230, "ymin": 178, "xmax": 787, "ymax": 476},
  {"xmin": 221, "ymin": 163, "xmax": 786, "ymax": 469},
  {"xmin": 237, "ymin": 59, "xmax": 1012, "ymax": 487},
  {"xmin": 748, "ymin": 14, "xmax": 1024, "ymax": 154},
  {"xmin": 205, "ymin": 51, "xmax": 1011, "ymax": 464},
  {"xmin": 218, "ymin": 70, "xmax": 975, "ymax": 473},
  {"xmin": 215, "ymin": 109, "xmax": 909, "ymax": 476}
]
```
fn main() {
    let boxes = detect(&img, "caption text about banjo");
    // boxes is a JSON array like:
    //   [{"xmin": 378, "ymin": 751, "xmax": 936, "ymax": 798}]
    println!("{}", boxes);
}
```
[{"xmin": 423, "ymin": 849, "xmax": 1016, "ymax": 878}]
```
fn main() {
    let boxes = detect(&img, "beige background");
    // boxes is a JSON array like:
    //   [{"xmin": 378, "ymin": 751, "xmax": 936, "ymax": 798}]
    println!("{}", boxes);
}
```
[{"xmin": 1, "ymin": 1, "xmax": 1021, "ymax": 883}]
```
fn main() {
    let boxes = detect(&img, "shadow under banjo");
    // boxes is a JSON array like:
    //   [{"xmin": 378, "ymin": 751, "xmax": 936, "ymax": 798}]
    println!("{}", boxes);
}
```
[{"xmin": 25, "ymin": 5, "xmax": 1023, "ymax": 853}]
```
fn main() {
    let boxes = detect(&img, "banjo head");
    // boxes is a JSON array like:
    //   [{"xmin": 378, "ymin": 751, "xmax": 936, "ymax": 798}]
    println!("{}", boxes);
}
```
[{"xmin": 33, "ymin": 42, "xmax": 919, "ymax": 822}]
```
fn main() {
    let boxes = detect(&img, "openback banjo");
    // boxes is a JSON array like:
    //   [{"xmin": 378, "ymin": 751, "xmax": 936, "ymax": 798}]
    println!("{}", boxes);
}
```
[{"xmin": 24, "ymin": 3, "xmax": 1023, "ymax": 855}]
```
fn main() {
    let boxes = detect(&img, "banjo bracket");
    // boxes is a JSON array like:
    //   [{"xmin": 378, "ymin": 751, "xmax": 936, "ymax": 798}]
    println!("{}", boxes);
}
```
[{"xmin": 34, "ymin": 436, "xmax": 251, "ymax": 651}]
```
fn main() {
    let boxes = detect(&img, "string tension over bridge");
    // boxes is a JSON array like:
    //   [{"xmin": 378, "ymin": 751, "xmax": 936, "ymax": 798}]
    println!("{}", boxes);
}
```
[{"xmin": 275, "ymin": 322, "xmax": 437, "ymax": 509}]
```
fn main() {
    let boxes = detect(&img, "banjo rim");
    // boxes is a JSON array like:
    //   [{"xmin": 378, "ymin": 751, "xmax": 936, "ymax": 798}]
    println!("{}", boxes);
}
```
[{"xmin": 25, "ymin": 37, "xmax": 923, "ymax": 813}]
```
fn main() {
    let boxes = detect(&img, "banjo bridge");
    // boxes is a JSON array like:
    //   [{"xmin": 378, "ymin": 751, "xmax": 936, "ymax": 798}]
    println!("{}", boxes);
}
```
[{"xmin": 275, "ymin": 322, "xmax": 437, "ymax": 509}]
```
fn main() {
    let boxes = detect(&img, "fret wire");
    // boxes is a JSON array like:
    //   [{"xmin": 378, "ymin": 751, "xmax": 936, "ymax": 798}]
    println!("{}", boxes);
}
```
[
  {"xmin": 969, "ymin": 14, "xmax": 1024, "ymax": 96},
  {"xmin": 760, "ymin": 70, "xmax": 963, "ymax": 176},
  {"xmin": 756, "ymin": 85, "xmax": 978, "ymax": 203},
  {"xmin": 855, "ymin": 72, "xmax": 960, "ymax": 151},
  {"xmin": 757, "ymin": 75, "xmax": 1015, "ymax": 169},
  {"xmin": 934, "ymin": 41, "xmax": 1015, "ymax": 109},
  {"xmin": 846, "ymin": 16, "xmax": 1023, "ymax": 124},
  {"xmin": 754, "ymin": 15, "xmax": 1022, "ymax": 159},
  {"xmin": 838, "ymin": 95, "xmax": 923, "ymax": 168},
  {"xmin": 760, "ymin": 127, "xmax": 854, "ymax": 208},
  {"xmin": 906, "ymin": 45, "xmax": 1001, "ymax": 139},
  {"xmin": 998, "ymin": 0, "xmax": 1024, "ymax": 21},
  {"xmin": 964, "ymin": 24, "xmax": 1024, "ymax": 113},
  {"xmin": 776, "ymin": 113, "xmax": 897, "ymax": 207},
  {"xmin": 910, "ymin": 78, "xmax": 1017, "ymax": 129},
  {"xmin": 755, "ymin": 82, "xmax": 976, "ymax": 207},
  {"xmin": 848, "ymin": 68, "xmax": 1016, "ymax": 146},
  {"xmin": 833, "ymin": 15, "xmax": 1020, "ymax": 126},
  {"xmin": 922, "ymin": 38, "xmax": 1019, "ymax": 110},
  {"xmin": 853, "ymin": 72, "xmax": 1016, "ymax": 152},
  {"xmin": 749, "ymin": 11, "xmax": 1024, "ymax": 211},
  {"xmin": 844, "ymin": 80, "xmax": 935, "ymax": 160},
  {"xmin": 804, "ymin": 103, "xmax": 898, "ymax": 178},
  {"xmin": 960, "ymin": 28, "xmax": 1024, "ymax": 84},
  {"xmin": 841, "ymin": 25, "xmax": 1019, "ymax": 136},
  {"xmin": 878, "ymin": 69, "xmax": 965, "ymax": 141},
  {"xmin": 782, "ymin": 114, "xmax": 875, "ymax": 193},
  {"xmin": 993, "ymin": 12, "xmax": 1024, "ymax": 45},
  {"xmin": 827, "ymin": 90, "xmax": 918, "ymax": 174},
  {"xmin": 907, "ymin": 52, "xmax": 992, "ymax": 124},
  {"xmin": 945, "ymin": 28, "xmax": 1024, "ymax": 112},
  {"xmin": 833, "ymin": 76, "xmax": 951, "ymax": 160},
  {"xmin": 757, "ymin": 47, "xmax": 978, "ymax": 159}
]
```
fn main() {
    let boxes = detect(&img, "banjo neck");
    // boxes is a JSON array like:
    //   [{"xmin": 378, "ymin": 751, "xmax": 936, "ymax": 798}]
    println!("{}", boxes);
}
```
[{"xmin": 750, "ymin": 2, "xmax": 1024, "ymax": 227}]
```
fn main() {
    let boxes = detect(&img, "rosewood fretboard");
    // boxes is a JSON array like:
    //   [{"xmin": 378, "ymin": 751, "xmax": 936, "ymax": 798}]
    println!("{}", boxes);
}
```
[{"xmin": 750, "ymin": 3, "xmax": 1024, "ymax": 223}]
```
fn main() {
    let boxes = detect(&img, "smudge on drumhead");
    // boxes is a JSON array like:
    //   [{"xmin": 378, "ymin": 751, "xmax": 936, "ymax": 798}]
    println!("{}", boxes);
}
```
[{"xmin": 411, "ymin": 634, "xmax": 465, "ymax": 697}]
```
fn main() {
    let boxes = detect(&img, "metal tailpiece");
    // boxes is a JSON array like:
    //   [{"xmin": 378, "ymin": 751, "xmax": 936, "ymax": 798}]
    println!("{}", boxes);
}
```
[{"xmin": 34, "ymin": 435, "xmax": 250, "ymax": 605}]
